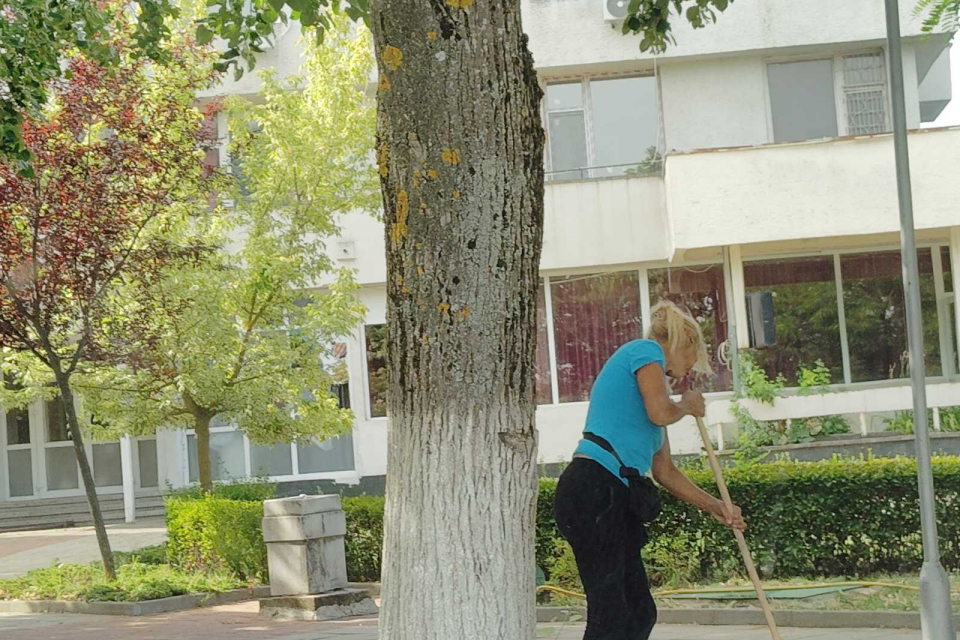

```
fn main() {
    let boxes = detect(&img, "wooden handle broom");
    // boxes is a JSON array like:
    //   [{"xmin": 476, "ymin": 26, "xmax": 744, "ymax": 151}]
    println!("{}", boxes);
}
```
[{"xmin": 694, "ymin": 415, "xmax": 782, "ymax": 640}]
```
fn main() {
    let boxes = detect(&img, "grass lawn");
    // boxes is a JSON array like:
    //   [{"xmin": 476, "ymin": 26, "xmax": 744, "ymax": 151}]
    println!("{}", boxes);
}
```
[{"xmin": 0, "ymin": 545, "xmax": 247, "ymax": 603}]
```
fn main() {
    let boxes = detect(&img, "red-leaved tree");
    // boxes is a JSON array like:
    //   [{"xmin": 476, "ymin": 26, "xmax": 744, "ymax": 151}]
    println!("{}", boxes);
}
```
[{"xmin": 0, "ymin": 30, "xmax": 218, "ymax": 578}]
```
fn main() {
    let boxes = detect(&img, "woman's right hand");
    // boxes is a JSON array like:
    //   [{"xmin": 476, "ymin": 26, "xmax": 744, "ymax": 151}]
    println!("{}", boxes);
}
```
[{"xmin": 680, "ymin": 390, "xmax": 705, "ymax": 417}]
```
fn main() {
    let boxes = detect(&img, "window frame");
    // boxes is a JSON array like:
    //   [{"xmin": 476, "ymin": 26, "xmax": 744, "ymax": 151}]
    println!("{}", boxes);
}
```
[
  {"xmin": 543, "ymin": 72, "xmax": 660, "ymax": 182},
  {"xmin": 763, "ymin": 49, "xmax": 892, "ymax": 144}
]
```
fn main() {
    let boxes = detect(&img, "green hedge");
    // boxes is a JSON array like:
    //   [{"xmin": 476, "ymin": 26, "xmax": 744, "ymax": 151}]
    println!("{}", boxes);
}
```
[
  {"xmin": 538, "ymin": 456, "xmax": 960, "ymax": 582},
  {"xmin": 165, "ymin": 496, "xmax": 267, "ymax": 582},
  {"xmin": 343, "ymin": 496, "xmax": 385, "ymax": 582}
]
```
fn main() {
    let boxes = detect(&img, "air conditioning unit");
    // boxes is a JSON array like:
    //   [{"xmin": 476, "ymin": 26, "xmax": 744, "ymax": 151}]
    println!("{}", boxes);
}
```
[
  {"xmin": 747, "ymin": 291, "xmax": 777, "ymax": 348},
  {"xmin": 603, "ymin": 0, "xmax": 629, "ymax": 22}
]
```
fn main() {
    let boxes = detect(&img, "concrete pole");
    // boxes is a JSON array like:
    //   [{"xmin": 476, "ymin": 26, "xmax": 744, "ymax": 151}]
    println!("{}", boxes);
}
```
[{"xmin": 883, "ymin": 2, "xmax": 956, "ymax": 638}]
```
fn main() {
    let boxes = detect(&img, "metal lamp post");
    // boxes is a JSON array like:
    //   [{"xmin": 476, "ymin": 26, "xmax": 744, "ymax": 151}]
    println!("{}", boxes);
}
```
[{"xmin": 883, "ymin": 1, "xmax": 957, "ymax": 638}]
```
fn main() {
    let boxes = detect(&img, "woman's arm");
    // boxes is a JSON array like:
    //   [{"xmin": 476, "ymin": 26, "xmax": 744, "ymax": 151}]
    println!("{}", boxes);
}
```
[
  {"xmin": 651, "ymin": 433, "xmax": 746, "ymax": 531},
  {"xmin": 636, "ymin": 364, "xmax": 704, "ymax": 427}
]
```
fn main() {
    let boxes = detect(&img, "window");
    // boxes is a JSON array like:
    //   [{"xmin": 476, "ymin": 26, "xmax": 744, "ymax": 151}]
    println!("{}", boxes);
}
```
[
  {"xmin": 546, "ymin": 76, "xmax": 659, "ymax": 180},
  {"xmin": 550, "ymin": 271, "xmax": 642, "ymax": 403},
  {"xmin": 840, "ymin": 249, "xmax": 941, "ymax": 382},
  {"xmin": 768, "ymin": 52, "xmax": 889, "ymax": 143},
  {"xmin": 648, "ymin": 264, "xmax": 730, "ymax": 392},
  {"xmin": 93, "ymin": 442, "xmax": 123, "ymax": 487},
  {"xmin": 330, "ymin": 342, "xmax": 350, "ymax": 410},
  {"xmin": 842, "ymin": 53, "xmax": 888, "ymax": 135},
  {"xmin": 297, "ymin": 434, "xmax": 355, "ymax": 474},
  {"xmin": 46, "ymin": 398, "xmax": 70, "ymax": 442},
  {"xmin": 5, "ymin": 406, "xmax": 29, "ymax": 446},
  {"xmin": 768, "ymin": 59, "xmax": 839, "ymax": 143},
  {"xmin": 187, "ymin": 431, "xmax": 246, "ymax": 483},
  {"xmin": 250, "ymin": 443, "xmax": 293, "ymax": 477},
  {"xmin": 138, "ymin": 439, "xmax": 159, "ymax": 488},
  {"xmin": 535, "ymin": 285, "xmax": 553, "ymax": 405},
  {"xmin": 365, "ymin": 324, "xmax": 387, "ymax": 418},
  {"xmin": 743, "ymin": 256, "xmax": 844, "ymax": 385},
  {"xmin": 7, "ymin": 450, "xmax": 33, "ymax": 497},
  {"xmin": 45, "ymin": 447, "xmax": 79, "ymax": 490}
]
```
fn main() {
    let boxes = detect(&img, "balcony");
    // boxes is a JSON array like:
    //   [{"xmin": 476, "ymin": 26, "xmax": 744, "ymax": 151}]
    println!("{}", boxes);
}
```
[{"xmin": 664, "ymin": 126, "xmax": 960, "ymax": 256}]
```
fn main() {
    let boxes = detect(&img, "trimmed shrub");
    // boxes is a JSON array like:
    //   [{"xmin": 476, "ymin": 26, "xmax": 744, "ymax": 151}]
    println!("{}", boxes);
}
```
[
  {"xmin": 165, "ymin": 496, "xmax": 267, "ymax": 581},
  {"xmin": 540, "ymin": 455, "xmax": 960, "ymax": 583},
  {"xmin": 167, "ymin": 480, "xmax": 278, "ymax": 503},
  {"xmin": 342, "ymin": 496, "xmax": 385, "ymax": 582}
]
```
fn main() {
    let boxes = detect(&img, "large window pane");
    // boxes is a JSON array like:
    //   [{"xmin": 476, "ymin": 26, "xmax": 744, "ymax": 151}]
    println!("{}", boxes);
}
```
[
  {"xmin": 365, "ymin": 324, "xmax": 387, "ymax": 418},
  {"xmin": 743, "ymin": 256, "xmax": 843, "ymax": 385},
  {"xmin": 535, "ymin": 285, "xmax": 553, "ymax": 405},
  {"xmin": 648, "ymin": 264, "xmax": 730, "ymax": 392},
  {"xmin": 251, "ymin": 443, "xmax": 293, "ymax": 477},
  {"xmin": 93, "ymin": 442, "xmax": 123, "ymax": 487},
  {"xmin": 8, "ymin": 449, "xmax": 33, "ymax": 497},
  {"xmin": 46, "ymin": 447, "xmax": 79, "ymax": 490},
  {"xmin": 5, "ymin": 406, "xmax": 30, "ymax": 445},
  {"xmin": 841, "ymin": 249, "xmax": 941, "ymax": 381},
  {"xmin": 547, "ymin": 112, "xmax": 588, "ymax": 179},
  {"xmin": 138, "ymin": 439, "xmax": 159, "ymax": 488},
  {"xmin": 551, "ymin": 271, "xmax": 642, "ymax": 403},
  {"xmin": 297, "ymin": 434, "xmax": 355, "ymax": 474},
  {"xmin": 591, "ymin": 76, "xmax": 659, "ymax": 177},
  {"xmin": 46, "ymin": 399, "xmax": 70, "ymax": 442},
  {"xmin": 768, "ymin": 59, "xmax": 839, "ymax": 143},
  {"xmin": 187, "ymin": 431, "xmax": 246, "ymax": 483}
]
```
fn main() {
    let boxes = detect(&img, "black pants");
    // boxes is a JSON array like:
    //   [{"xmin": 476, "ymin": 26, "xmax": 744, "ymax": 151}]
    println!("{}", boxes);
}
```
[{"xmin": 554, "ymin": 458, "xmax": 657, "ymax": 640}]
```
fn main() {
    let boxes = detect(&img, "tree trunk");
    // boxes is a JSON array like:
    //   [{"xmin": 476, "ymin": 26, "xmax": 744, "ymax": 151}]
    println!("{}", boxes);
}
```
[
  {"xmin": 371, "ymin": 1, "xmax": 545, "ymax": 637},
  {"xmin": 185, "ymin": 393, "xmax": 215, "ymax": 493},
  {"xmin": 54, "ymin": 375, "xmax": 117, "ymax": 580}
]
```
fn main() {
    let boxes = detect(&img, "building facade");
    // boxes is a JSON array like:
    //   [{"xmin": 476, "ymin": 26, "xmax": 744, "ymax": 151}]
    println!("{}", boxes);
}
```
[{"xmin": 1, "ymin": 0, "xmax": 957, "ymax": 523}]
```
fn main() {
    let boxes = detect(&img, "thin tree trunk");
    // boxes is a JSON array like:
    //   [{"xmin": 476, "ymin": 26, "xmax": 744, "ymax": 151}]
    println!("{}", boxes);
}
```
[
  {"xmin": 185, "ymin": 393, "xmax": 214, "ymax": 493},
  {"xmin": 54, "ymin": 375, "xmax": 116, "ymax": 580},
  {"xmin": 371, "ymin": 0, "xmax": 545, "ymax": 637}
]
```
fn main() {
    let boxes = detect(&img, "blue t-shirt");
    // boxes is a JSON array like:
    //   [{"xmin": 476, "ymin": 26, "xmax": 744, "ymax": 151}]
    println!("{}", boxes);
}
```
[{"xmin": 573, "ymin": 339, "xmax": 666, "ymax": 485}]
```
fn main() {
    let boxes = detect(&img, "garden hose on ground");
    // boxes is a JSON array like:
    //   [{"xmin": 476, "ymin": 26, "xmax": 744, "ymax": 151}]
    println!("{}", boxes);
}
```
[{"xmin": 537, "ymin": 581, "xmax": 937, "ymax": 601}]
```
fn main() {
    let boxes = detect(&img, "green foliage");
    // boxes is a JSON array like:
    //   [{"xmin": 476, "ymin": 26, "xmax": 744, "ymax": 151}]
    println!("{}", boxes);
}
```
[
  {"xmin": 621, "ymin": 0, "xmax": 734, "ymax": 54},
  {"xmin": 114, "ymin": 544, "xmax": 169, "ymax": 566},
  {"xmin": 623, "ymin": 147, "xmax": 663, "ymax": 177},
  {"xmin": 165, "ymin": 496, "xmax": 267, "ymax": 581},
  {"xmin": 0, "ymin": 558, "xmax": 241, "ymax": 603},
  {"xmin": 82, "ymin": 19, "xmax": 377, "ymax": 488},
  {"xmin": 797, "ymin": 360, "xmax": 832, "ymax": 396},
  {"xmin": 547, "ymin": 540, "xmax": 583, "ymax": 593},
  {"xmin": 884, "ymin": 406, "xmax": 960, "ymax": 435},
  {"xmin": 168, "ymin": 479, "xmax": 279, "ymax": 502},
  {"xmin": 915, "ymin": 0, "xmax": 960, "ymax": 34},
  {"xmin": 537, "ymin": 456, "xmax": 960, "ymax": 583},
  {"xmin": 342, "ymin": 496, "xmax": 385, "ymax": 582}
]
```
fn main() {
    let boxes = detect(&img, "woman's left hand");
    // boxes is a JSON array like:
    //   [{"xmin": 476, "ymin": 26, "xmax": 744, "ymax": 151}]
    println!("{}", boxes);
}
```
[{"xmin": 710, "ymin": 500, "xmax": 746, "ymax": 531}]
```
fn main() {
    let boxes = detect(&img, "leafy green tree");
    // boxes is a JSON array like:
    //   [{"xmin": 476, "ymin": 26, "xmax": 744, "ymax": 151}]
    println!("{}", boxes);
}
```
[
  {"xmin": 81, "ymin": 21, "xmax": 377, "ymax": 493},
  {"xmin": 915, "ymin": 0, "xmax": 960, "ymax": 32}
]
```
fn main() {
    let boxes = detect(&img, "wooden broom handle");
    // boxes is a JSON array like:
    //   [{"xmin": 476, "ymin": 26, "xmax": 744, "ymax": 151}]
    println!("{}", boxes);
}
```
[{"xmin": 695, "ymin": 416, "xmax": 782, "ymax": 640}]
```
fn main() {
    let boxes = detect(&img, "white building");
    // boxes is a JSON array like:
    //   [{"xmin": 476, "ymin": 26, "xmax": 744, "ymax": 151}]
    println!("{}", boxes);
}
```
[{"xmin": 1, "ymin": 0, "xmax": 958, "ymax": 527}]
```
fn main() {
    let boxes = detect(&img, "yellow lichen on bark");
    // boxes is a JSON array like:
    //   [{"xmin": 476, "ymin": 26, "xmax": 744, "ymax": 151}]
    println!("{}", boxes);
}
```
[
  {"xmin": 382, "ymin": 46, "xmax": 404, "ymax": 71},
  {"xmin": 378, "ymin": 74, "xmax": 391, "ymax": 92},
  {"xmin": 441, "ymin": 149, "xmax": 461, "ymax": 165},
  {"xmin": 390, "ymin": 190, "xmax": 410, "ymax": 244},
  {"xmin": 446, "ymin": 0, "xmax": 473, "ymax": 9},
  {"xmin": 378, "ymin": 143, "xmax": 389, "ymax": 178}
]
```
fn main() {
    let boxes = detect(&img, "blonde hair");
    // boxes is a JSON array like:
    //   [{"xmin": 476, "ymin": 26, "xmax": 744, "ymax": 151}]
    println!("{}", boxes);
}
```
[{"xmin": 647, "ymin": 300, "xmax": 711, "ymax": 375}]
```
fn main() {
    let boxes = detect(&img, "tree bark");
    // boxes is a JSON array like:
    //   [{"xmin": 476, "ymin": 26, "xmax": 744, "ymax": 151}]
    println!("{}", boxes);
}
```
[
  {"xmin": 370, "ymin": 1, "xmax": 545, "ymax": 637},
  {"xmin": 185, "ymin": 393, "xmax": 214, "ymax": 493},
  {"xmin": 54, "ymin": 374, "xmax": 117, "ymax": 580}
]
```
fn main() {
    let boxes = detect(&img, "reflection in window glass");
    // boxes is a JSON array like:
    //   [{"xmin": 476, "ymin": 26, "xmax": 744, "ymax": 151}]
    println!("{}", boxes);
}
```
[
  {"xmin": 841, "ymin": 249, "xmax": 941, "ymax": 381},
  {"xmin": 188, "ymin": 431, "xmax": 246, "ymax": 483},
  {"xmin": 551, "ymin": 271, "xmax": 642, "ymax": 403},
  {"xmin": 535, "ymin": 285, "xmax": 553, "ymax": 405},
  {"xmin": 46, "ymin": 447, "xmax": 79, "ymax": 490},
  {"xmin": 768, "ymin": 59, "xmax": 839, "ymax": 143},
  {"xmin": 547, "ymin": 112, "xmax": 588, "ymax": 179},
  {"xmin": 46, "ymin": 399, "xmax": 70, "ymax": 442},
  {"xmin": 297, "ymin": 434, "xmax": 355, "ymax": 474},
  {"xmin": 8, "ymin": 449, "xmax": 33, "ymax": 497},
  {"xmin": 648, "ymin": 264, "xmax": 730, "ymax": 392},
  {"xmin": 943, "ymin": 247, "xmax": 953, "ymax": 293},
  {"xmin": 5, "ymin": 406, "xmax": 30, "ymax": 445},
  {"xmin": 93, "ymin": 442, "xmax": 123, "ymax": 487},
  {"xmin": 250, "ymin": 443, "xmax": 293, "ymax": 477},
  {"xmin": 743, "ymin": 256, "xmax": 843, "ymax": 385},
  {"xmin": 365, "ymin": 324, "xmax": 388, "ymax": 418},
  {"xmin": 591, "ymin": 76, "xmax": 659, "ymax": 177},
  {"xmin": 138, "ymin": 439, "xmax": 159, "ymax": 488}
]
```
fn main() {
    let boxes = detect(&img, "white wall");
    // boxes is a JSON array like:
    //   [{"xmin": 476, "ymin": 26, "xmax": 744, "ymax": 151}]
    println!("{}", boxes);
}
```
[
  {"xmin": 522, "ymin": 0, "xmax": 936, "ymax": 73},
  {"xmin": 665, "ymin": 126, "xmax": 960, "ymax": 254}
]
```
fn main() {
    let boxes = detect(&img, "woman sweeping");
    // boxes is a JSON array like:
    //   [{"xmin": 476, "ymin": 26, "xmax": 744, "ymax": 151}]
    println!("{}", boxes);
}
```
[{"xmin": 554, "ymin": 300, "xmax": 746, "ymax": 640}]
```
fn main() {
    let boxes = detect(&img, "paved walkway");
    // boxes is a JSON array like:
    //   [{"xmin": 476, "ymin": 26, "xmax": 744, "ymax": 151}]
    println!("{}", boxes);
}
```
[
  {"xmin": 0, "ymin": 602, "xmax": 922, "ymax": 640},
  {"xmin": 0, "ymin": 520, "xmax": 167, "ymax": 578}
]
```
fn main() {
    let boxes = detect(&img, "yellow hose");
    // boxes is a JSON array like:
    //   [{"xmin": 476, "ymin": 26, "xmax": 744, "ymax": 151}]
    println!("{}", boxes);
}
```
[{"xmin": 537, "ymin": 581, "xmax": 943, "ymax": 600}]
